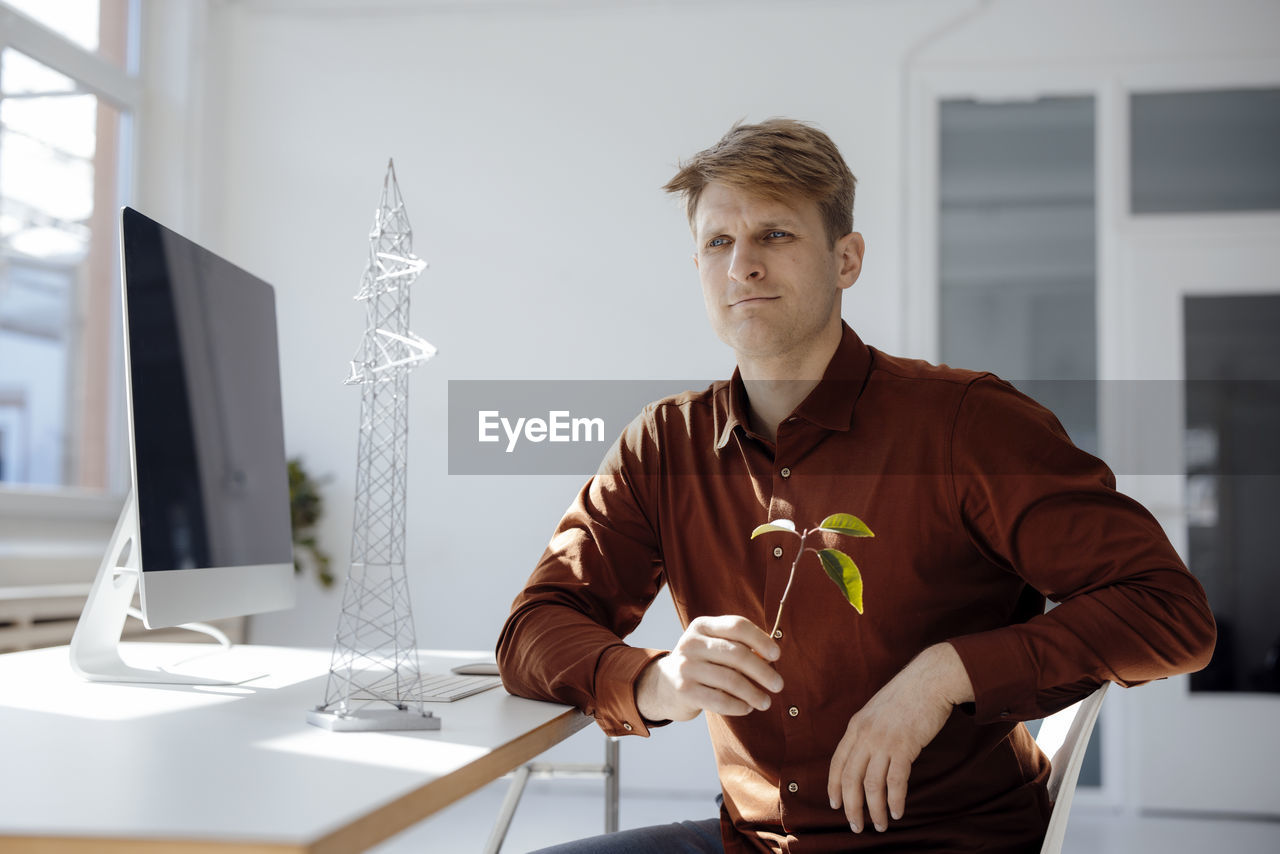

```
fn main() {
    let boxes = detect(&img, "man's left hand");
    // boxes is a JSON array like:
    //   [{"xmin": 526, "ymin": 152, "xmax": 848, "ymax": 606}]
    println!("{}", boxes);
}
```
[{"xmin": 826, "ymin": 642, "xmax": 975, "ymax": 834}]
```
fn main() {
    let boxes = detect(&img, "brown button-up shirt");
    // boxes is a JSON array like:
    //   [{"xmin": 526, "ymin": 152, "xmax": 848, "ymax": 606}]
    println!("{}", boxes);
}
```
[{"xmin": 497, "ymin": 323, "xmax": 1215, "ymax": 853}]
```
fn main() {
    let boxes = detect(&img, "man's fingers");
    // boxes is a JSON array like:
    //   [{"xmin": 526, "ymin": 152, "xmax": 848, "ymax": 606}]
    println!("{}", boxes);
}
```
[
  {"xmin": 701, "ymin": 637, "xmax": 783, "ymax": 694},
  {"xmin": 862, "ymin": 754, "xmax": 891, "ymax": 832},
  {"xmin": 680, "ymin": 658, "xmax": 775, "ymax": 712},
  {"xmin": 827, "ymin": 731, "xmax": 855, "ymax": 808},
  {"xmin": 887, "ymin": 756, "xmax": 911, "ymax": 822},
  {"xmin": 683, "ymin": 617, "xmax": 784, "ymax": 696},
  {"xmin": 677, "ymin": 681, "xmax": 756, "ymax": 717},
  {"xmin": 839, "ymin": 749, "xmax": 870, "ymax": 833},
  {"xmin": 692, "ymin": 615, "xmax": 781, "ymax": 661},
  {"xmin": 828, "ymin": 736, "xmax": 913, "ymax": 832}
]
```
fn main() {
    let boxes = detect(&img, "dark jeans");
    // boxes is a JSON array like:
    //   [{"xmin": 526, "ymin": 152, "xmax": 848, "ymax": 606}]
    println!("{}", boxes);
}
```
[{"xmin": 526, "ymin": 817, "xmax": 724, "ymax": 854}]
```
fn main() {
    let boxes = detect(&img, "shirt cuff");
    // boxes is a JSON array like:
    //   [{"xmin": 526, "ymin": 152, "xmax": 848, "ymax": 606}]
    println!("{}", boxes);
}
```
[
  {"xmin": 592, "ymin": 645, "xmax": 669, "ymax": 737},
  {"xmin": 948, "ymin": 629, "xmax": 1039, "ymax": 724}
]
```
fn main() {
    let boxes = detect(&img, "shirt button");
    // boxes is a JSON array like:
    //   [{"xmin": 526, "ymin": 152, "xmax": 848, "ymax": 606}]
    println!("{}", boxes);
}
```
[
  {"xmin": 788, "ymin": 782, "xmax": 799, "ymax": 793},
  {"xmin": 772, "ymin": 546, "xmax": 784, "ymax": 558},
  {"xmin": 788, "ymin": 706, "xmax": 799, "ymax": 717},
  {"xmin": 623, "ymin": 722, "xmax": 633, "ymax": 731},
  {"xmin": 999, "ymin": 710, "xmax": 1010, "ymax": 718},
  {"xmin": 773, "ymin": 629, "xmax": 783, "ymax": 639},
  {"xmin": 780, "ymin": 467, "xmax": 791, "ymax": 478}
]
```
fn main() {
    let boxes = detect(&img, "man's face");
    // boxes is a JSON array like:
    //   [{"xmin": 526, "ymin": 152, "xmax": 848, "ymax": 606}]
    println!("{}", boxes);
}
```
[{"xmin": 692, "ymin": 182, "xmax": 863, "ymax": 370}]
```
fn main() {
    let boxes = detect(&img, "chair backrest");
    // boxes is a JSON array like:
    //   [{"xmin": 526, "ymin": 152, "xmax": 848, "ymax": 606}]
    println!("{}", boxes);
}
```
[{"xmin": 1034, "ymin": 682, "xmax": 1110, "ymax": 854}]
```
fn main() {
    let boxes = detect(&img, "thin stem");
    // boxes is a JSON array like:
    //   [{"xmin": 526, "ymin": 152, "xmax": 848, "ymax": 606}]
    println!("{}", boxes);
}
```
[{"xmin": 769, "ymin": 528, "xmax": 814, "ymax": 639}]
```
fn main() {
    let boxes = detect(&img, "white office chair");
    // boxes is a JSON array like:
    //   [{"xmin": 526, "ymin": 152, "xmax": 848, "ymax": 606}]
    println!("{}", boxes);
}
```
[{"xmin": 1033, "ymin": 681, "xmax": 1110, "ymax": 854}]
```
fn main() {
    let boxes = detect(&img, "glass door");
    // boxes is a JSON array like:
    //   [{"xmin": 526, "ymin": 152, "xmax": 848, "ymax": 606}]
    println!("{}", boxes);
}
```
[
  {"xmin": 1115, "ymin": 216, "xmax": 1280, "ymax": 816},
  {"xmin": 1184, "ymin": 295, "xmax": 1280, "ymax": 696}
]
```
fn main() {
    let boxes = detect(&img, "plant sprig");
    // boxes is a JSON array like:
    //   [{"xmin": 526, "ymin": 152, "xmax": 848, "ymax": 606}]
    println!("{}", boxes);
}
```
[{"xmin": 750, "ymin": 513, "xmax": 874, "ymax": 639}]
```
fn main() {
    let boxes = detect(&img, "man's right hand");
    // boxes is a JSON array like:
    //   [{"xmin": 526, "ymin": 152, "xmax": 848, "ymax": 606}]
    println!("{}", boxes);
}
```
[{"xmin": 635, "ymin": 615, "xmax": 783, "ymax": 722}]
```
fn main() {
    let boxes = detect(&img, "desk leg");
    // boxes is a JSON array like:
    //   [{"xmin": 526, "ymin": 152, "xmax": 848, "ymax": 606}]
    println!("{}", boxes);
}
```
[
  {"xmin": 484, "ymin": 736, "xmax": 621, "ymax": 852},
  {"xmin": 484, "ymin": 764, "xmax": 532, "ymax": 854},
  {"xmin": 605, "ymin": 736, "xmax": 620, "ymax": 834}
]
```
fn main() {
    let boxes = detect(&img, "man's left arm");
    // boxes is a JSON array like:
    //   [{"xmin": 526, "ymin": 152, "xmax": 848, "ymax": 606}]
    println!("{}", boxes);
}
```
[
  {"xmin": 828, "ymin": 375, "xmax": 1216, "ymax": 834},
  {"xmin": 944, "ymin": 377, "xmax": 1215, "ymax": 722}
]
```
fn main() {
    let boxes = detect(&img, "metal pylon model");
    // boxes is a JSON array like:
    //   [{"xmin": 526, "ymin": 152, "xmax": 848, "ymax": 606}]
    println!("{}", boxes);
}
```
[{"xmin": 308, "ymin": 160, "xmax": 439, "ymax": 732}]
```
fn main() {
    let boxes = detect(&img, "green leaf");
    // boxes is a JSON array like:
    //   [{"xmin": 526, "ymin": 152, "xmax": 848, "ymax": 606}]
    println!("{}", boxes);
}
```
[
  {"xmin": 816, "ymin": 548, "xmax": 864, "ymax": 614},
  {"xmin": 750, "ymin": 519, "xmax": 798, "ymax": 539},
  {"xmin": 817, "ymin": 513, "xmax": 874, "ymax": 538}
]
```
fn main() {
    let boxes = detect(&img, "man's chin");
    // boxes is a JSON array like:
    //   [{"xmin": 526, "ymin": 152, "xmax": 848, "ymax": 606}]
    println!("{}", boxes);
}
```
[
  {"xmin": 716, "ymin": 317, "xmax": 841, "ymax": 368},
  {"xmin": 722, "ymin": 329, "xmax": 796, "ymax": 362}
]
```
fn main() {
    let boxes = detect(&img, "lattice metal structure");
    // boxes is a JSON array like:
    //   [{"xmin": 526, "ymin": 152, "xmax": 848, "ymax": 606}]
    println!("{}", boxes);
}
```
[{"xmin": 308, "ymin": 160, "xmax": 439, "ymax": 731}]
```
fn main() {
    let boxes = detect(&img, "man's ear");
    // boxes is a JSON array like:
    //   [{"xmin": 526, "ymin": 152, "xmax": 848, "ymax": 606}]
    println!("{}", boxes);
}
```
[
  {"xmin": 836, "ymin": 232, "xmax": 865, "ymax": 290},
  {"xmin": 693, "ymin": 253, "xmax": 700, "ymax": 271}
]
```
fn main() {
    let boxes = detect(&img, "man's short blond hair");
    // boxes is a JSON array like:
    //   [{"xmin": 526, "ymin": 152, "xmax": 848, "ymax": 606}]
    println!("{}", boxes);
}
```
[{"xmin": 662, "ymin": 118, "xmax": 857, "ymax": 246}]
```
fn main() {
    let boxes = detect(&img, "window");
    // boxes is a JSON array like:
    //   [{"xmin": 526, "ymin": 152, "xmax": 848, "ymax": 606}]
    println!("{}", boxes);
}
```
[
  {"xmin": 0, "ymin": 1, "xmax": 138, "ymax": 493},
  {"xmin": 937, "ymin": 96, "xmax": 1098, "ymax": 455},
  {"xmin": 1131, "ymin": 88, "xmax": 1280, "ymax": 214}
]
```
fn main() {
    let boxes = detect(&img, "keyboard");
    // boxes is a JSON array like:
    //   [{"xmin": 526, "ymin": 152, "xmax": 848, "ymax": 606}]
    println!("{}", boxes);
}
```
[{"xmin": 419, "ymin": 672, "xmax": 504, "ymax": 702}]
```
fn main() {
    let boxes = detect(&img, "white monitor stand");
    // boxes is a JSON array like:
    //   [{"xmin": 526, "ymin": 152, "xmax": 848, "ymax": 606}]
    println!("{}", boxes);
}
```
[{"xmin": 69, "ymin": 490, "xmax": 255, "ymax": 686}]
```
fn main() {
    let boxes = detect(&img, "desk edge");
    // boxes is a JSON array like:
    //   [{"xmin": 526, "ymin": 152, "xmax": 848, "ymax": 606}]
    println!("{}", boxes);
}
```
[{"xmin": 309, "ymin": 706, "xmax": 593, "ymax": 854}]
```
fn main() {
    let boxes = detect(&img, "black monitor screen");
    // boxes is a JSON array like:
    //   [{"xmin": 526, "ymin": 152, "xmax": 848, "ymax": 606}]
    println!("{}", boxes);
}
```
[{"xmin": 122, "ymin": 207, "xmax": 292, "ymax": 573}]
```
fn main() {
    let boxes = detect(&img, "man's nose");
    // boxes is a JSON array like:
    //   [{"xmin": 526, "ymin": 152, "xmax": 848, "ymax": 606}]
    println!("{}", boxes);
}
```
[{"xmin": 728, "ymin": 245, "xmax": 764, "ymax": 282}]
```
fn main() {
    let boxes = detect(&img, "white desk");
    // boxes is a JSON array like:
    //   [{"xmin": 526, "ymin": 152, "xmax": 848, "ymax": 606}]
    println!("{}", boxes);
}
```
[{"xmin": 0, "ymin": 643, "xmax": 591, "ymax": 853}]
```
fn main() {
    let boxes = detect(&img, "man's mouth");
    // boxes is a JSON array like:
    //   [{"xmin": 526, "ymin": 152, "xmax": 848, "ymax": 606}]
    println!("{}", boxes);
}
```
[{"xmin": 730, "ymin": 295, "xmax": 779, "ymax": 307}]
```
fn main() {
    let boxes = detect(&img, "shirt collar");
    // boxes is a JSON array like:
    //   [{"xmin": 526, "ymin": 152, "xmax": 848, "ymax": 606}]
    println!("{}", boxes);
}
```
[{"xmin": 716, "ymin": 321, "xmax": 873, "ymax": 450}]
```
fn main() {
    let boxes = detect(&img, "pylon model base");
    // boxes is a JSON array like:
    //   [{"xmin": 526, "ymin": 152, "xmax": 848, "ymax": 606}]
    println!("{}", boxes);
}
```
[{"xmin": 306, "ymin": 706, "xmax": 441, "ymax": 732}]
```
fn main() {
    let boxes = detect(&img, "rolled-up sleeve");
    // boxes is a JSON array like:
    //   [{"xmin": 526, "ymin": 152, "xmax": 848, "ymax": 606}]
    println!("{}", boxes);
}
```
[{"xmin": 945, "ymin": 377, "xmax": 1216, "ymax": 724}]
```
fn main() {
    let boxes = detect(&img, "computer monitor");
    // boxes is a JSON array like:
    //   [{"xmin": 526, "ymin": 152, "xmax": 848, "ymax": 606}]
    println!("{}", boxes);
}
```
[{"xmin": 70, "ymin": 207, "xmax": 295, "ymax": 684}]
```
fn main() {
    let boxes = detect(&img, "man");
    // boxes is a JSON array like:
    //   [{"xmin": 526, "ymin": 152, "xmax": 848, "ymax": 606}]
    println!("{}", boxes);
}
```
[{"xmin": 497, "ymin": 119, "xmax": 1215, "ymax": 853}]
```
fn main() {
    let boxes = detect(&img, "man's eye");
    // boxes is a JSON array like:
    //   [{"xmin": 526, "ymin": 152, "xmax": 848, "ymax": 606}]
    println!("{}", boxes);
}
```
[
  {"xmin": 707, "ymin": 237, "xmax": 729, "ymax": 248},
  {"xmin": 765, "ymin": 231, "xmax": 790, "ymax": 240}
]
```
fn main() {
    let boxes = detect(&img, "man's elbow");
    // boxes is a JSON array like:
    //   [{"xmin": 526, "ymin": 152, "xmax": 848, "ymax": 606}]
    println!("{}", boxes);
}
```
[
  {"xmin": 1183, "ymin": 599, "xmax": 1218, "ymax": 675},
  {"xmin": 1158, "ymin": 579, "xmax": 1218, "ymax": 677},
  {"xmin": 494, "ymin": 608, "xmax": 529, "ymax": 695}
]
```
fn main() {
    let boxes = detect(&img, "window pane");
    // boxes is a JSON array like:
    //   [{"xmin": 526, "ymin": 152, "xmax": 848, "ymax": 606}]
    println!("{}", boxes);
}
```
[
  {"xmin": 0, "ymin": 0, "xmax": 131, "ymax": 70},
  {"xmin": 938, "ymin": 96, "xmax": 1098, "ymax": 455},
  {"xmin": 0, "ymin": 48, "xmax": 123, "ymax": 489},
  {"xmin": 1185, "ymin": 295, "xmax": 1280, "ymax": 694},
  {"xmin": 1131, "ymin": 88, "xmax": 1280, "ymax": 214},
  {"xmin": 3, "ymin": 0, "xmax": 100, "ymax": 52}
]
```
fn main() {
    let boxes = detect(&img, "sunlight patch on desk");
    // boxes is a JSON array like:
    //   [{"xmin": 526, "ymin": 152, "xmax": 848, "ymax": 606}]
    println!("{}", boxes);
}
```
[
  {"xmin": 257, "ymin": 729, "xmax": 490, "ymax": 776},
  {"xmin": 0, "ymin": 677, "xmax": 245, "ymax": 721},
  {"xmin": 119, "ymin": 642, "xmax": 323, "ymax": 691},
  {"xmin": 0, "ymin": 644, "xmax": 323, "ymax": 721}
]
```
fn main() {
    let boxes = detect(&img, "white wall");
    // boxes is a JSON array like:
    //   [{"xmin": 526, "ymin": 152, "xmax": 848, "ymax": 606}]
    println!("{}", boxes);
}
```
[
  {"xmin": 137, "ymin": 0, "xmax": 1280, "ymax": 797},
  {"xmin": 140, "ymin": 0, "xmax": 959, "ymax": 794},
  {"xmin": 176, "ymin": 0, "xmax": 957, "ymax": 641}
]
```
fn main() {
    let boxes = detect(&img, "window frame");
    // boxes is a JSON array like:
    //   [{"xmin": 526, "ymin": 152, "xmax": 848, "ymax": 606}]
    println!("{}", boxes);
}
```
[{"xmin": 0, "ymin": 0, "xmax": 141, "ymax": 522}]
